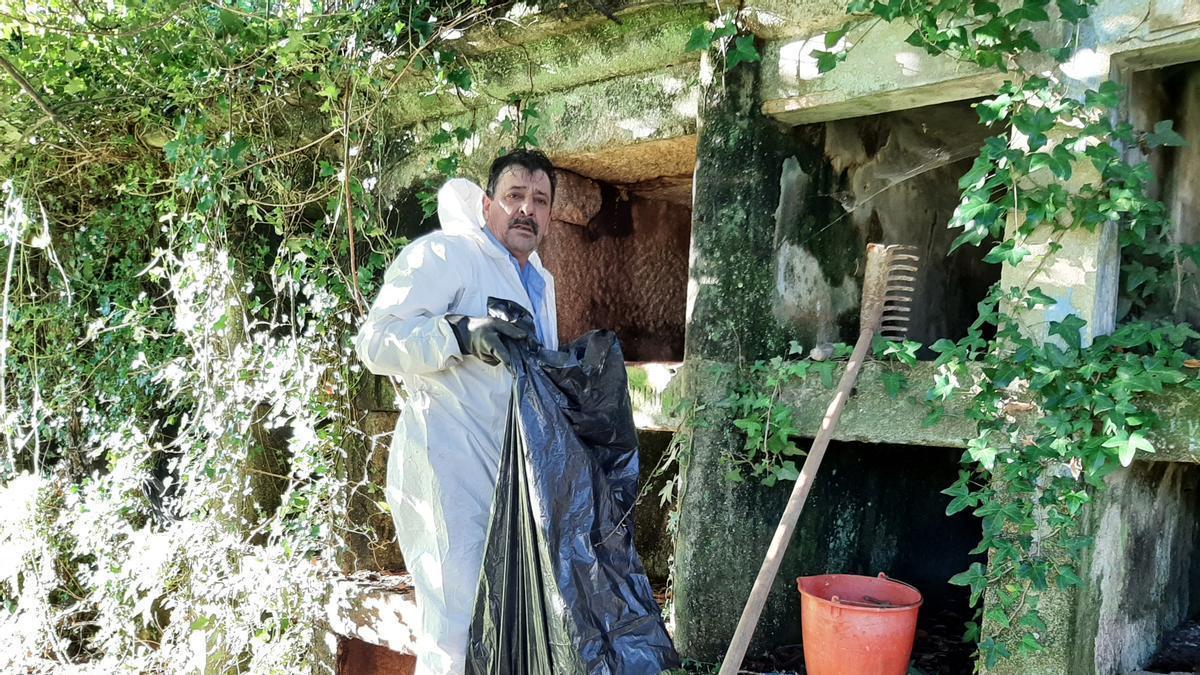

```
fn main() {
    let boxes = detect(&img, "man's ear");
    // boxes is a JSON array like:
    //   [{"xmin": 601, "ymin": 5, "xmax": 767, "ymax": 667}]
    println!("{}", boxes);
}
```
[{"xmin": 481, "ymin": 192, "xmax": 492, "ymax": 213}]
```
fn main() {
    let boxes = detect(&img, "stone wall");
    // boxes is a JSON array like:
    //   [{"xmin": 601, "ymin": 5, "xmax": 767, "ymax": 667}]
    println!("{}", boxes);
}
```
[
  {"xmin": 1073, "ymin": 462, "xmax": 1200, "ymax": 675},
  {"xmin": 540, "ymin": 181, "xmax": 691, "ymax": 361}
]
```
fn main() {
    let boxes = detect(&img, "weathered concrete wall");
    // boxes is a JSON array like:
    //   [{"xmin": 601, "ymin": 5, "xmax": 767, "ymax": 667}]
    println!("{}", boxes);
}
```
[
  {"xmin": 1073, "ymin": 462, "xmax": 1200, "ymax": 675},
  {"xmin": 673, "ymin": 50, "xmax": 837, "ymax": 661},
  {"xmin": 634, "ymin": 429, "xmax": 676, "ymax": 584},
  {"xmin": 540, "ymin": 187, "xmax": 691, "ymax": 360},
  {"xmin": 340, "ymin": 411, "xmax": 405, "ymax": 573}
]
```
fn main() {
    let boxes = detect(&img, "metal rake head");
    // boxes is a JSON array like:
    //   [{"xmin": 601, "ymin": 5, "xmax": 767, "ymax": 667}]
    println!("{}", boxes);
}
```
[{"xmin": 859, "ymin": 243, "xmax": 920, "ymax": 341}]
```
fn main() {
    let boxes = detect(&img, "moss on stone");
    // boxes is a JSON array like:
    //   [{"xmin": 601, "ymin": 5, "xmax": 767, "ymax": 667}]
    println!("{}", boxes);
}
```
[{"xmin": 378, "ymin": 4, "xmax": 709, "ymax": 126}]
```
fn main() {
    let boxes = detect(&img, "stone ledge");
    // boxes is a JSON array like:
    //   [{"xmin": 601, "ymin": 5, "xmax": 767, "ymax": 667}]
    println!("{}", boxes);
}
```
[
  {"xmin": 628, "ymin": 361, "xmax": 684, "ymax": 431},
  {"xmin": 678, "ymin": 360, "xmax": 1200, "ymax": 463},
  {"xmin": 760, "ymin": 18, "xmax": 1005, "ymax": 126},
  {"xmin": 356, "ymin": 362, "xmax": 686, "ymax": 434},
  {"xmin": 760, "ymin": 0, "xmax": 1200, "ymax": 127},
  {"xmin": 325, "ymin": 572, "xmax": 418, "ymax": 655}
]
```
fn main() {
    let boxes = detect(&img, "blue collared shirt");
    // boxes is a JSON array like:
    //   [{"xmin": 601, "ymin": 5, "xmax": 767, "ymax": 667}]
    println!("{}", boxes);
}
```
[{"xmin": 483, "ymin": 227, "xmax": 550, "ymax": 345}]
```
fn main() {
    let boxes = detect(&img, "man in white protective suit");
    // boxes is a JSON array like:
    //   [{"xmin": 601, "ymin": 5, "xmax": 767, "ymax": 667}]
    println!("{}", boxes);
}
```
[{"xmin": 354, "ymin": 150, "xmax": 559, "ymax": 675}]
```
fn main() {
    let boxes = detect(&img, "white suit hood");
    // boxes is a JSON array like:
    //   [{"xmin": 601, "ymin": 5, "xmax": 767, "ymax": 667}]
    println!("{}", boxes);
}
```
[{"xmin": 437, "ymin": 178, "xmax": 486, "ymax": 236}]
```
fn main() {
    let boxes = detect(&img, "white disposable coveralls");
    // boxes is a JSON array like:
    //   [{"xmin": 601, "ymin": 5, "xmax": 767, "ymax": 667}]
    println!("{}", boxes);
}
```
[{"xmin": 354, "ymin": 179, "xmax": 558, "ymax": 675}]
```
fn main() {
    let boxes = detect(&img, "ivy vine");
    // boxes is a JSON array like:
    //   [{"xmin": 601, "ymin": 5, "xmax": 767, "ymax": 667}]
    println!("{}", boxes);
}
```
[{"xmin": 0, "ymin": 0, "xmax": 561, "ymax": 671}]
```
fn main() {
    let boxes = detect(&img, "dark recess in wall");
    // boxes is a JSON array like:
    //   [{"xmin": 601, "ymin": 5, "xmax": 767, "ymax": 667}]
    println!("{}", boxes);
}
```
[{"xmin": 821, "ymin": 100, "xmax": 1002, "ymax": 351}]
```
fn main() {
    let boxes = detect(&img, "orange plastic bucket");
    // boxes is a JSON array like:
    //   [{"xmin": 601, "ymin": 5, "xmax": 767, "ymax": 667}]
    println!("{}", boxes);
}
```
[{"xmin": 797, "ymin": 573, "xmax": 923, "ymax": 675}]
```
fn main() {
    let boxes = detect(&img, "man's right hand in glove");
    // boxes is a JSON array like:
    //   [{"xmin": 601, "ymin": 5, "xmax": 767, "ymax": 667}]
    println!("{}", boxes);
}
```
[{"xmin": 446, "ymin": 315, "xmax": 528, "ymax": 366}]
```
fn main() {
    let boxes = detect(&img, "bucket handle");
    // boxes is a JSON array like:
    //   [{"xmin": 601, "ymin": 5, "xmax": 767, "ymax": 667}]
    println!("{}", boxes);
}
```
[
  {"xmin": 827, "ymin": 573, "xmax": 920, "ymax": 611},
  {"xmin": 877, "ymin": 571, "xmax": 921, "ymax": 595}
]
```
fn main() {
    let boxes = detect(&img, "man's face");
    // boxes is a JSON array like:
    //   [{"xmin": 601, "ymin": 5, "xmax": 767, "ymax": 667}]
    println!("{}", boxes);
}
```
[{"xmin": 482, "ymin": 165, "xmax": 553, "ymax": 264}]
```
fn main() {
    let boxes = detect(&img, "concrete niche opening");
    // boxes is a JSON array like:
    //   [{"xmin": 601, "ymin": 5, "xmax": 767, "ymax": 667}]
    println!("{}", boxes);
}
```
[
  {"xmin": 539, "ymin": 136, "xmax": 696, "ymax": 363},
  {"xmin": 1125, "ymin": 60, "xmax": 1200, "ymax": 327},
  {"xmin": 778, "ymin": 100, "xmax": 1002, "ymax": 351},
  {"xmin": 755, "ymin": 439, "xmax": 983, "ymax": 674}
]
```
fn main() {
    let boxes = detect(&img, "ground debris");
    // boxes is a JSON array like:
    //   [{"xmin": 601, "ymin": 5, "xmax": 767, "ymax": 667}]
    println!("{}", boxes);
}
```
[{"xmin": 1141, "ymin": 619, "xmax": 1200, "ymax": 673}]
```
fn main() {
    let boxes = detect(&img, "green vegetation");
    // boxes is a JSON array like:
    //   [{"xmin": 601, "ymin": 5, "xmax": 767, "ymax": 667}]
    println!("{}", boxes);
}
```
[{"xmin": 0, "ymin": 0, "xmax": 555, "ymax": 670}]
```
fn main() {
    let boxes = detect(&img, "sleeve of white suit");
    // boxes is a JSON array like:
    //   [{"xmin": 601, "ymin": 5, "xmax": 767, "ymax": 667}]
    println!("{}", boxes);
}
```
[{"xmin": 355, "ymin": 237, "xmax": 467, "ymax": 377}]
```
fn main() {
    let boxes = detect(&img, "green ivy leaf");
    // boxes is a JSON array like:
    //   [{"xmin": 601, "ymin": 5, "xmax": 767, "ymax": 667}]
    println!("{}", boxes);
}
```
[
  {"xmin": 968, "ymin": 436, "xmax": 999, "ymax": 470},
  {"xmin": 684, "ymin": 27, "xmax": 714, "ymax": 52},
  {"xmin": 1147, "ymin": 119, "xmax": 1187, "ymax": 148},
  {"xmin": 1047, "ymin": 314, "xmax": 1086, "ymax": 351},
  {"xmin": 949, "ymin": 562, "xmax": 989, "ymax": 605},
  {"xmin": 812, "ymin": 49, "xmax": 844, "ymax": 74},
  {"xmin": 1104, "ymin": 430, "xmax": 1154, "ymax": 466},
  {"xmin": 725, "ymin": 35, "xmax": 761, "ymax": 71},
  {"xmin": 983, "ymin": 239, "xmax": 1030, "ymax": 265},
  {"xmin": 1055, "ymin": 0, "xmax": 1091, "ymax": 22},
  {"xmin": 824, "ymin": 27, "xmax": 848, "ymax": 49}
]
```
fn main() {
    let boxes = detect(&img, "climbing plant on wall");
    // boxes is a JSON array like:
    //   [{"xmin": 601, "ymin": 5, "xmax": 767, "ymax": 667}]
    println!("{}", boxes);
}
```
[
  {"xmin": 0, "ymin": 0, "xmax": 553, "ymax": 671},
  {"xmin": 709, "ymin": 0, "xmax": 1200, "ymax": 667}
]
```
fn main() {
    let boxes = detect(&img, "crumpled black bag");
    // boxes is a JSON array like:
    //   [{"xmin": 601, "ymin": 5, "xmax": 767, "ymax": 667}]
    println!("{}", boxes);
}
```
[{"xmin": 466, "ymin": 298, "xmax": 680, "ymax": 675}]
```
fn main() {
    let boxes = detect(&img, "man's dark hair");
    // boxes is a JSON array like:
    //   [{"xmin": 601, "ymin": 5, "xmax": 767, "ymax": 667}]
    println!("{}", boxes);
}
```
[{"xmin": 485, "ymin": 149, "xmax": 556, "ymax": 202}]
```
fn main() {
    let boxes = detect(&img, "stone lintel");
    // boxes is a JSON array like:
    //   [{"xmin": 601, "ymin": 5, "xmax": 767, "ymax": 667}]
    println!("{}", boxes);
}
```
[
  {"xmin": 759, "ymin": 17, "xmax": 1005, "ymax": 126},
  {"xmin": 382, "ymin": 63, "xmax": 699, "ymax": 194},
  {"xmin": 380, "ymin": 4, "xmax": 707, "ymax": 127},
  {"xmin": 740, "ymin": 0, "xmax": 856, "ymax": 40},
  {"xmin": 760, "ymin": 0, "xmax": 1200, "ymax": 127}
]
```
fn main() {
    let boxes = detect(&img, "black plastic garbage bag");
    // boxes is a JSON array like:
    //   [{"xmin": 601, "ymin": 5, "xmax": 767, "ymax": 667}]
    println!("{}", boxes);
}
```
[{"xmin": 467, "ymin": 298, "xmax": 680, "ymax": 675}]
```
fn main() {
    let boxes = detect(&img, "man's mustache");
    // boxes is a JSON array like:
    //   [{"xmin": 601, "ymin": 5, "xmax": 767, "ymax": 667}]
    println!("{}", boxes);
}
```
[{"xmin": 509, "ymin": 217, "xmax": 538, "ymax": 235}]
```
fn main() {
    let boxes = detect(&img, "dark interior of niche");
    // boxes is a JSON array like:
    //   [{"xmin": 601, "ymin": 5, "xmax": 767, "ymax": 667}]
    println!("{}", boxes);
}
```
[
  {"xmin": 745, "ymin": 441, "xmax": 982, "ymax": 675},
  {"xmin": 818, "ymin": 99, "xmax": 1002, "ymax": 353},
  {"xmin": 539, "ymin": 174, "xmax": 691, "ymax": 363},
  {"xmin": 1141, "ymin": 464, "xmax": 1200, "ymax": 673},
  {"xmin": 1122, "ymin": 62, "xmax": 1200, "ymax": 326}
]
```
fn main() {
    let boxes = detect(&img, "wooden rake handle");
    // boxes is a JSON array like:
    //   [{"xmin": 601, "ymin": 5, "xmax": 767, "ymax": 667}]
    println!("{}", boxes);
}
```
[{"xmin": 716, "ymin": 325, "xmax": 876, "ymax": 675}]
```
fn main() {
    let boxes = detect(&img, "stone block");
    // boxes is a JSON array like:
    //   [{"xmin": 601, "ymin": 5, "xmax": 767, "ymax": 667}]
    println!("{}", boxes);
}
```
[
  {"xmin": 760, "ymin": 19, "xmax": 1007, "ymax": 126},
  {"xmin": 325, "ymin": 573, "xmax": 418, "ymax": 655},
  {"xmin": 550, "ymin": 170, "xmax": 601, "ymax": 226},
  {"xmin": 377, "ymin": 4, "xmax": 708, "ymax": 126}
]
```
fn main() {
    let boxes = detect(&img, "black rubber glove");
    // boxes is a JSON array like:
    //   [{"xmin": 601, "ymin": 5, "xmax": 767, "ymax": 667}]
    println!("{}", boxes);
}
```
[{"xmin": 446, "ymin": 315, "xmax": 528, "ymax": 366}]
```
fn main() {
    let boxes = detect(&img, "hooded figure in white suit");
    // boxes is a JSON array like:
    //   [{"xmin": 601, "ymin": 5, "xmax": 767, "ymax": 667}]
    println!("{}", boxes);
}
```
[{"xmin": 355, "ymin": 152, "xmax": 558, "ymax": 675}]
